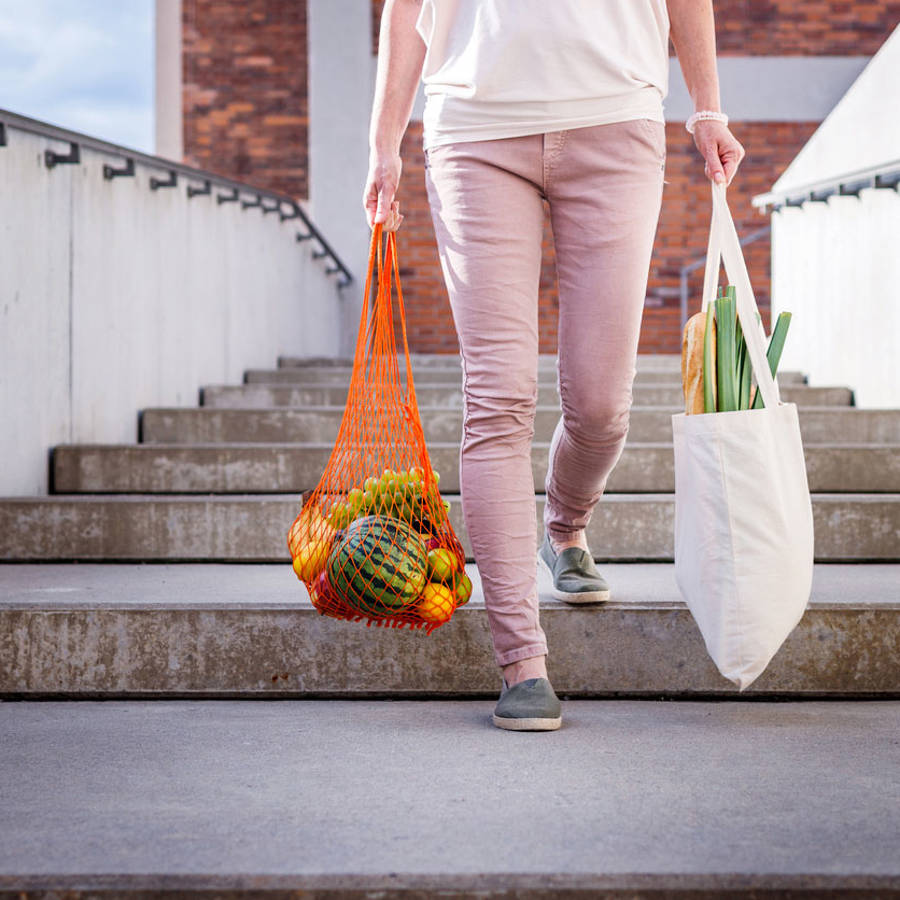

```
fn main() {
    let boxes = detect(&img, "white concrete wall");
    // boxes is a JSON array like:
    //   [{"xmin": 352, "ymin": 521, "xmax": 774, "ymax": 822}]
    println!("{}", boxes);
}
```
[
  {"xmin": 766, "ymin": 26, "xmax": 900, "ymax": 408},
  {"xmin": 0, "ymin": 128, "xmax": 345, "ymax": 496},
  {"xmin": 771, "ymin": 192, "xmax": 900, "ymax": 408},
  {"xmin": 308, "ymin": 0, "xmax": 374, "ymax": 357}
]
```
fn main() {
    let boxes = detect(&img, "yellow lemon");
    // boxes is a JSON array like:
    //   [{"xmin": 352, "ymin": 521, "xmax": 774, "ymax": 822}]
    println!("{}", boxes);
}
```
[
  {"xmin": 417, "ymin": 583, "xmax": 455, "ymax": 624},
  {"xmin": 292, "ymin": 540, "xmax": 331, "ymax": 582}
]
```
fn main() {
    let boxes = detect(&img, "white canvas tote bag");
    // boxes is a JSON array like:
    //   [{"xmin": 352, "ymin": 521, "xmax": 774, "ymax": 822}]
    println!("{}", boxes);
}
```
[{"xmin": 672, "ymin": 183, "xmax": 815, "ymax": 691}]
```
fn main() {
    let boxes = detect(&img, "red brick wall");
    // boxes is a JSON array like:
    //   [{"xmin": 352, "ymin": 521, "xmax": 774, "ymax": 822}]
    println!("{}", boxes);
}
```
[
  {"xmin": 713, "ymin": 1, "xmax": 900, "ymax": 54},
  {"xmin": 182, "ymin": 0, "xmax": 308, "ymax": 199}
]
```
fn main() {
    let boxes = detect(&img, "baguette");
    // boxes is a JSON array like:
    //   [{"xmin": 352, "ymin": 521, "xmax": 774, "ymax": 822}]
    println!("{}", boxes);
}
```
[{"xmin": 681, "ymin": 311, "xmax": 710, "ymax": 414}]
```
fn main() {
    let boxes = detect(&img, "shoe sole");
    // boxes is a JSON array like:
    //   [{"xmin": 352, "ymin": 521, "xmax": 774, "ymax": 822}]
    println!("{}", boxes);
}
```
[
  {"xmin": 492, "ymin": 713, "xmax": 562, "ymax": 731},
  {"xmin": 537, "ymin": 552, "xmax": 611, "ymax": 604}
]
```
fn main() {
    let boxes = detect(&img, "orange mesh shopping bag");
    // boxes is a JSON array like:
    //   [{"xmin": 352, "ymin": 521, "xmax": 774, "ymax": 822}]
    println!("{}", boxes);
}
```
[{"xmin": 287, "ymin": 223, "xmax": 471, "ymax": 633}]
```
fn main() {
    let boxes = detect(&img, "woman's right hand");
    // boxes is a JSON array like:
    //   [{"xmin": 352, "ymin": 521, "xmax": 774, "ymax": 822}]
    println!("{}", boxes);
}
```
[{"xmin": 363, "ymin": 150, "xmax": 404, "ymax": 231}]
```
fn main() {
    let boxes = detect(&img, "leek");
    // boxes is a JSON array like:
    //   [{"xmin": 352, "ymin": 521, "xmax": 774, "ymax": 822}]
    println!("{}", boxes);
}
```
[
  {"xmin": 751, "ymin": 312, "xmax": 793, "ymax": 409},
  {"xmin": 725, "ymin": 285, "xmax": 751, "ymax": 409},
  {"xmin": 735, "ymin": 318, "xmax": 752, "ymax": 410},
  {"xmin": 703, "ymin": 301, "xmax": 717, "ymax": 413},
  {"xmin": 716, "ymin": 293, "xmax": 738, "ymax": 412}
]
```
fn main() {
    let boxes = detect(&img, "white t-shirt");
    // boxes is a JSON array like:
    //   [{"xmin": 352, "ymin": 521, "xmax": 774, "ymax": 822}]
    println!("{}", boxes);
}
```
[{"xmin": 415, "ymin": 0, "xmax": 670, "ymax": 150}]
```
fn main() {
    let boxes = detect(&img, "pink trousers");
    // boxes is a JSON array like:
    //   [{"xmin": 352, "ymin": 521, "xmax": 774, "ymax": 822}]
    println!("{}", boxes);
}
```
[{"xmin": 423, "ymin": 119, "xmax": 666, "ymax": 667}]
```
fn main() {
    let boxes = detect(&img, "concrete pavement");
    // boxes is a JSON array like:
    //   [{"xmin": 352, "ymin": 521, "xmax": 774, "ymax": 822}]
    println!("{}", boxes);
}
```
[{"xmin": 0, "ymin": 699, "xmax": 898, "ymax": 892}]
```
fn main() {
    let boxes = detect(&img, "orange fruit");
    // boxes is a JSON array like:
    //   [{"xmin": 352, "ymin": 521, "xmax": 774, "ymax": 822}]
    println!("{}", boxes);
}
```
[
  {"xmin": 292, "ymin": 540, "xmax": 331, "ymax": 582},
  {"xmin": 287, "ymin": 506, "xmax": 335, "ymax": 557},
  {"xmin": 416, "ymin": 583, "xmax": 455, "ymax": 624}
]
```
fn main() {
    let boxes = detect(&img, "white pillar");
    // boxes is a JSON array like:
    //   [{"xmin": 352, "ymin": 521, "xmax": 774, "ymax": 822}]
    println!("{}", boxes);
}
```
[
  {"xmin": 155, "ymin": 0, "xmax": 183, "ymax": 161},
  {"xmin": 308, "ymin": 0, "xmax": 374, "ymax": 356}
]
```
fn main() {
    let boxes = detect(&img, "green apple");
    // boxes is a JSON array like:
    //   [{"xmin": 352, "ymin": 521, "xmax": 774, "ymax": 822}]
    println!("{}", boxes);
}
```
[
  {"xmin": 427, "ymin": 547, "xmax": 459, "ymax": 583},
  {"xmin": 454, "ymin": 572, "xmax": 473, "ymax": 605}
]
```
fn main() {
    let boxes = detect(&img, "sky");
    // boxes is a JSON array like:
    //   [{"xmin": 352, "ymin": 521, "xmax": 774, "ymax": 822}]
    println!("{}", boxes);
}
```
[{"xmin": 0, "ymin": 0, "xmax": 154, "ymax": 152}]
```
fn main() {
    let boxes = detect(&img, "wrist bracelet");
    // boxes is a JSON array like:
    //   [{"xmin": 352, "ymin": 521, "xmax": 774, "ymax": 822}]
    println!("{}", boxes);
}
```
[{"xmin": 686, "ymin": 110, "xmax": 729, "ymax": 134}]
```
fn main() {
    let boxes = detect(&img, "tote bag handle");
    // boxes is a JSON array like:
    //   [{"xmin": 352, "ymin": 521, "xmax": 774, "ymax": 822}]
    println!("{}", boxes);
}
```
[{"xmin": 700, "ymin": 182, "xmax": 781, "ymax": 411}]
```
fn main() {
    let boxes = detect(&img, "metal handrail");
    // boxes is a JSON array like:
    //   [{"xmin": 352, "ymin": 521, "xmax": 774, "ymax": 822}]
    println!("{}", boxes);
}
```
[
  {"xmin": 752, "ymin": 158, "xmax": 900, "ymax": 213},
  {"xmin": 0, "ymin": 107, "xmax": 353, "ymax": 288},
  {"xmin": 678, "ymin": 225, "xmax": 771, "ymax": 333}
]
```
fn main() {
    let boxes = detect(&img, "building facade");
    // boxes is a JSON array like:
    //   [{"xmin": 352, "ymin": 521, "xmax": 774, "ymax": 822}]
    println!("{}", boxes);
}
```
[{"xmin": 156, "ymin": 0, "xmax": 900, "ymax": 353}]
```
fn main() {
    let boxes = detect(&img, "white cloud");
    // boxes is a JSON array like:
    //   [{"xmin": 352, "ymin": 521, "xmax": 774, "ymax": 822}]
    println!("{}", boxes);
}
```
[{"xmin": 0, "ymin": 0, "xmax": 154, "ymax": 152}]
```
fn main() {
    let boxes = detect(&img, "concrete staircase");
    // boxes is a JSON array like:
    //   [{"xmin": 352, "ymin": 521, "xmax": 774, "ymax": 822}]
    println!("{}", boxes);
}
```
[
  {"xmin": 2, "ymin": 354, "xmax": 898, "ymax": 698},
  {"xmin": 3, "ymin": 352, "xmax": 899, "ymax": 897}
]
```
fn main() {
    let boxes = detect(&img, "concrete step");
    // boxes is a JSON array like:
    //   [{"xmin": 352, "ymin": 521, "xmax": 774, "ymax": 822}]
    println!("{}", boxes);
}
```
[
  {"xmin": 52, "ymin": 442, "xmax": 900, "ymax": 494},
  {"xmin": 278, "ymin": 352, "xmax": 688, "ymax": 370},
  {"xmin": 2, "ymin": 562, "xmax": 898, "ymax": 697},
  {"xmin": 244, "ymin": 367, "xmax": 810, "ymax": 386},
  {"xmin": 2, "ymin": 876, "xmax": 897, "ymax": 900},
  {"xmin": 278, "ymin": 352, "xmax": 807, "ymax": 380},
  {"xmin": 1, "ymin": 494, "xmax": 897, "ymax": 561},
  {"xmin": 1, "ymin": 699, "xmax": 898, "ymax": 899},
  {"xmin": 203, "ymin": 382, "xmax": 853, "ymax": 409},
  {"xmin": 140, "ymin": 406, "xmax": 900, "ymax": 445}
]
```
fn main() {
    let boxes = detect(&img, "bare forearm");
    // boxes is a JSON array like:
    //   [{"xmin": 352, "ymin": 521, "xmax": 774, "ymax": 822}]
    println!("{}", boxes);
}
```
[
  {"xmin": 667, "ymin": 1, "xmax": 745, "ymax": 185},
  {"xmin": 369, "ymin": 0, "xmax": 425, "ymax": 155},
  {"xmin": 667, "ymin": 0, "xmax": 721, "ymax": 111}
]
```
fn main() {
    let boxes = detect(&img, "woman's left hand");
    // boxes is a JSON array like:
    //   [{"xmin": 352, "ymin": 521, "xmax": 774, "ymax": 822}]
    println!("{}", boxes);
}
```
[{"xmin": 692, "ymin": 120, "xmax": 745, "ymax": 187}]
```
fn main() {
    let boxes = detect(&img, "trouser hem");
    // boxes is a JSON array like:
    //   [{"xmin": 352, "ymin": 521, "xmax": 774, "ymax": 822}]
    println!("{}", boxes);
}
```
[{"xmin": 494, "ymin": 644, "xmax": 549, "ymax": 668}]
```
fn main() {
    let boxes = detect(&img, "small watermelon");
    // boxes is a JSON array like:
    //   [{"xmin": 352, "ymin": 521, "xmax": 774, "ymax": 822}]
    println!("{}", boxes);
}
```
[{"xmin": 327, "ymin": 515, "xmax": 428, "ymax": 616}]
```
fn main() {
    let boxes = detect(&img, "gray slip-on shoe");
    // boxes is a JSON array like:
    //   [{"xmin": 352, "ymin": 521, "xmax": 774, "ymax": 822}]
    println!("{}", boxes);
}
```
[
  {"xmin": 538, "ymin": 534, "xmax": 611, "ymax": 604},
  {"xmin": 492, "ymin": 676, "xmax": 562, "ymax": 731}
]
